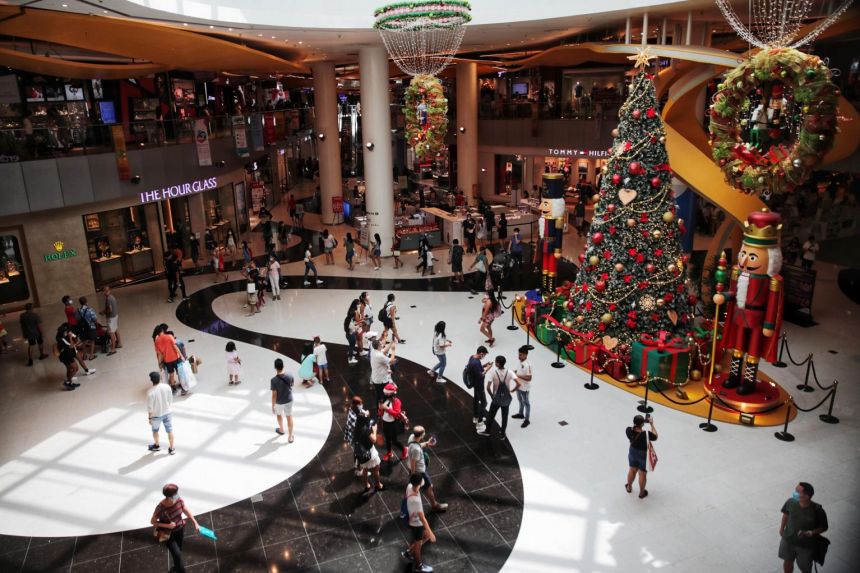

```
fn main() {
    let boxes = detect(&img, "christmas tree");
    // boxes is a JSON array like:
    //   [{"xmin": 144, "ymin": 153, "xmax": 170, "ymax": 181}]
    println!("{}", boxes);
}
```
[{"xmin": 570, "ymin": 55, "xmax": 691, "ymax": 346}]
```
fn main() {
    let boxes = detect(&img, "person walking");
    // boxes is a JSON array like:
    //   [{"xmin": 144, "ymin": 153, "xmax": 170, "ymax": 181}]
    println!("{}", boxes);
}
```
[
  {"xmin": 353, "ymin": 412, "xmax": 384, "ymax": 492},
  {"xmin": 19, "ymin": 303, "xmax": 48, "ymax": 366},
  {"xmin": 392, "ymin": 235, "xmax": 404, "ymax": 269},
  {"xmin": 428, "ymin": 321, "xmax": 452, "ymax": 383},
  {"xmin": 288, "ymin": 193, "xmax": 297, "ymax": 224},
  {"xmin": 267, "ymin": 255, "xmax": 282, "ymax": 300},
  {"xmin": 226, "ymin": 228, "xmax": 237, "ymax": 267},
  {"xmin": 625, "ymin": 414, "xmax": 657, "ymax": 499},
  {"xmin": 76, "ymin": 296, "xmax": 99, "ymax": 360},
  {"xmin": 303, "ymin": 242, "xmax": 323, "ymax": 285},
  {"xmin": 147, "ymin": 371, "xmax": 176, "ymax": 454},
  {"xmin": 469, "ymin": 247, "xmax": 490, "ymax": 294},
  {"xmin": 407, "ymin": 425, "xmax": 448, "ymax": 511},
  {"xmin": 345, "ymin": 232, "xmax": 356, "ymax": 271},
  {"xmin": 779, "ymin": 482, "xmax": 828, "ymax": 573},
  {"xmin": 154, "ymin": 325, "xmax": 183, "ymax": 391},
  {"xmin": 478, "ymin": 355, "xmax": 519, "ymax": 441},
  {"xmin": 241, "ymin": 241, "xmax": 252, "ymax": 266},
  {"xmin": 151, "ymin": 483, "xmax": 200, "ymax": 573},
  {"xmin": 479, "ymin": 290, "xmax": 501, "ymax": 347},
  {"xmin": 379, "ymin": 382, "xmax": 406, "ymax": 462},
  {"xmin": 371, "ymin": 338, "xmax": 397, "ymax": 405},
  {"xmin": 466, "ymin": 346, "xmax": 491, "ymax": 433},
  {"xmin": 508, "ymin": 227, "xmax": 524, "ymax": 268},
  {"xmin": 498, "ymin": 213, "xmax": 508, "ymax": 246},
  {"xmin": 379, "ymin": 293, "xmax": 406, "ymax": 344},
  {"xmin": 449, "ymin": 239, "xmax": 465, "ymax": 283},
  {"xmin": 56, "ymin": 324, "xmax": 81, "ymax": 390},
  {"xmin": 189, "ymin": 232, "xmax": 200, "ymax": 273},
  {"xmin": 463, "ymin": 216, "xmax": 477, "ymax": 253},
  {"xmin": 511, "ymin": 345, "xmax": 533, "ymax": 428},
  {"xmin": 801, "ymin": 235, "xmax": 819, "ymax": 270},
  {"xmin": 344, "ymin": 299, "xmax": 360, "ymax": 364},
  {"xmin": 271, "ymin": 358, "xmax": 295, "ymax": 442},
  {"xmin": 322, "ymin": 229, "xmax": 337, "ymax": 265},
  {"xmin": 101, "ymin": 285, "xmax": 121, "ymax": 354},
  {"xmin": 370, "ymin": 233, "xmax": 383, "ymax": 270},
  {"xmin": 402, "ymin": 472, "xmax": 437, "ymax": 573}
]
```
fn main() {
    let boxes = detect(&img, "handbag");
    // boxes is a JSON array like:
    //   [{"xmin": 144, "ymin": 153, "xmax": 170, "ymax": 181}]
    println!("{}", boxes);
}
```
[{"xmin": 646, "ymin": 430, "xmax": 658, "ymax": 471}]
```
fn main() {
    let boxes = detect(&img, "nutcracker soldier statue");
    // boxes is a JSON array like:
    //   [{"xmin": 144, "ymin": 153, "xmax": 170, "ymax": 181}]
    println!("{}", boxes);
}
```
[
  {"xmin": 537, "ymin": 173, "xmax": 566, "ymax": 297},
  {"xmin": 713, "ymin": 209, "xmax": 785, "ymax": 395}
]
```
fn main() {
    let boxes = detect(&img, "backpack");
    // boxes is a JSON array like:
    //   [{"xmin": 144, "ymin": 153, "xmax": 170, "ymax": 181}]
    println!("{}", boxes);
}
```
[
  {"xmin": 400, "ymin": 496, "xmax": 410, "ymax": 525},
  {"xmin": 76, "ymin": 307, "xmax": 97, "ymax": 331},
  {"xmin": 462, "ymin": 364, "xmax": 474, "ymax": 389},
  {"xmin": 378, "ymin": 303, "xmax": 391, "ymax": 323},
  {"xmin": 492, "ymin": 372, "xmax": 512, "ymax": 407}
]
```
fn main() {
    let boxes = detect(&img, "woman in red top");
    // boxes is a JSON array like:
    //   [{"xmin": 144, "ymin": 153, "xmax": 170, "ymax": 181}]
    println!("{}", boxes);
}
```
[
  {"xmin": 151, "ymin": 483, "xmax": 199, "ymax": 573},
  {"xmin": 379, "ymin": 382, "xmax": 407, "ymax": 462}
]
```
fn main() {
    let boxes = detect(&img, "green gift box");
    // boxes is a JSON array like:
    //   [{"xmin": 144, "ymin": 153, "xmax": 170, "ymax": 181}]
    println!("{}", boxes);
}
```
[
  {"xmin": 631, "ymin": 332, "xmax": 691, "ymax": 389},
  {"xmin": 536, "ymin": 321, "xmax": 556, "ymax": 346}
]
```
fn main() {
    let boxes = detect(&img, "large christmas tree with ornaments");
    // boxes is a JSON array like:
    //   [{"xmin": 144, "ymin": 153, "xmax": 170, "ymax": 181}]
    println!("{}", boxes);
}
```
[{"xmin": 568, "ymin": 57, "xmax": 692, "ymax": 347}]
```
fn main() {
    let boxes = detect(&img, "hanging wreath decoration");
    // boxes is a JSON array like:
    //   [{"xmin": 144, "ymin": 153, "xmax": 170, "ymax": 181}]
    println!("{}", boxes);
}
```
[
  {"xmin": 404, "ymin": 74, "xmax": 448, "ymax": 161},
  {"xmin": 708, "ymin": 48, "xmax": 840, "ymax": 198}
]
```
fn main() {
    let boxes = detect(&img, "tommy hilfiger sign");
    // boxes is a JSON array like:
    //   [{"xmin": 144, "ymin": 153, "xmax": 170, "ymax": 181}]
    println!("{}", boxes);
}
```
[{"xmin": 139, "ymin": 177, "xmax": 219, "ymax": 204}]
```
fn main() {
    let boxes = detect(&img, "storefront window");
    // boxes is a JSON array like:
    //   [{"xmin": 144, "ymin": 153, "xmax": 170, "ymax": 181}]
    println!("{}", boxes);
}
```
[
  {"xmin": 82, "ymin": 206, "xmax": 155, "ymax": 287},
  {"xmin": 0, "ymin": 235, "xmax": 29, "ymax": 304}
]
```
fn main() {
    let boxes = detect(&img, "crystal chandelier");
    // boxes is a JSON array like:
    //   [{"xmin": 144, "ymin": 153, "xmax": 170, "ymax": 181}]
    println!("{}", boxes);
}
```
[
  {"xmin": 715, "ymin": 0, "xmax": 854, "ymax": 49},
  {"xmin": 373, "ymin": 1, "xmax": 472, "ymax": 76}
]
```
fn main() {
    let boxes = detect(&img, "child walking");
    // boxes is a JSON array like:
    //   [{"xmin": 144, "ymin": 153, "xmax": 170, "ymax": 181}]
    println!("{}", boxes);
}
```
[
  {"xmin": 225, "ymin": 341, "xmax": 242, "ymax": 385},
  {"xmin": 313, "ymin": 336, "xmax": 330, "ymax": 383},
  {"xmin": 299, "ymin": 342, "xmax": 319, "ymax": 387}
]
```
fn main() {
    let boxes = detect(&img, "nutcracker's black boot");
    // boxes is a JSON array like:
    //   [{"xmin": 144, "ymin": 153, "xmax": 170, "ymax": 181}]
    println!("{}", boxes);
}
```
[
  {"xmin": 736, "ymin": 358, "xmax": 760, "ymax": 395},
  {"xmin": 722, "ymin": 350, "xmax": 743, "ymax": 389}
]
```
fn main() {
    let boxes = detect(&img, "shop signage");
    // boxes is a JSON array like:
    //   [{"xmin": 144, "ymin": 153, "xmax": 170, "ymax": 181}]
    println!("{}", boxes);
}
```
[
  {"xmin": 195, "ymin": 119, "xmax": 212, "ymax": 167},
  {"xmin": 139, "ymin": 177, "xmax": 219, "ymax": 204},
  {"xmin": 44, "ymin": 241, "xmax": 77, "ymax": 263},
  {"xmin": 546, "ymin": 147, "xmax": 610, "ymax": 158},
  {"xmin": 232, "ymin": 115, "xmax": 249, "ymax": 157},
  {"xmin": 112, "ymin": 125, "xmax": 131, "ymax": 180}
]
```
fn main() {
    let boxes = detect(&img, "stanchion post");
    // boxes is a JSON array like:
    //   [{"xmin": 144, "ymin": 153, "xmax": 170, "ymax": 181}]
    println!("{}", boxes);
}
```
[
  {"xmin": 819, "ymin": 381, "xmax": 840, "ymax": 424},
  {"xmin": 551, "ymin": 334, "xmax": 565, "ymax": 369},
  {"xmin": 584, "ymin": 357, "xmax": 599, "ymax": 390},
  {"xmin": 774, "ymin": 399, "xmax": 795, "ymax": 442},
  {"xmin": 772, "ymin": 333, "xmax": 787, "ymax": 368},
  {"xmin": 507, "ymin": 301, "xmax": 519, "ymax": 331},
  {"xmin": 524, "ymin": 309, "xmax": 534, "ymax": 351},
  {"xmin": 698, "ymin": 392, "xmax": 718, "ymax": 432},
  {"xmin": 796, "ymin": 354, "xmax": 814, "ymax": 393},
  {"xmin": 637, "ymin": 378, "xmax": 654, "ymax": 413}
]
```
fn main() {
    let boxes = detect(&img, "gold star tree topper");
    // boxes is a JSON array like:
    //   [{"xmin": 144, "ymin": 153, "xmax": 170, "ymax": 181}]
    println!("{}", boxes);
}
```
[{"xmin": 627, "ymin": 47, "xmax": 655, "ymax": 69}]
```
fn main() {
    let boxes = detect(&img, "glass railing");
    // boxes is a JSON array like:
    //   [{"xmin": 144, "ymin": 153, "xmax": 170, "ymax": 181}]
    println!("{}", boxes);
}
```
[
  {"xmin": 0, "ymin": 109, "xmax": 317, "ymax": 163},
  {"xmin": 478, "ymin": 100, "xmax": 624, "ymax": 121}
]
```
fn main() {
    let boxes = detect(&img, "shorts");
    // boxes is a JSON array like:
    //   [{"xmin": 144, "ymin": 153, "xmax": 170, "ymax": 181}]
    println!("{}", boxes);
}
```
[
  {"xmin": 151, "ymin": 412, "xmax": 173, "ymax": 433},
  {"xmin": 373, "ymin": 249, "xmax": 381, "ymax": 257},
  {"xmin": 410, "ymin": 525, "xmax": 425, "ymax": 542},
  {"xmin": 107, "ymin": 316, "xmax": 118, "ymax": 332},
  {"xmin": 324, "ymin": 247, "xmax": 333, "ymax": 254},
  {"xmin": 274, "ymin": 401, "xmax": 294, "ymax": 417},
  {"xmin": 778, "ymin": 538, "xmax": 813, "ymax": 572},
  {"xmin": 380, "ymin": 318, "xmax": 393, "ymax": 331},
  {"xmin": 359, "ymin": 447, "xmax": 380, "ymax": 470},
  {"xmin": 346, "ymin": 253, "xmax": 354, "ymax": 262},
  {"xmin": 393, "ymin": 250, "xmax": 401, "ymax": 257},
  {"xmin": 59, "ymin": 351, "xmax": 76, "ymax": 366},
  {"xmin": 452, "ymin": 262, "xmax": 463, "ymax": 273},
  {"xmin": 164, "ymin": 359, "xmax": 180, "ymax": 374},
  {"xmin": 317, "ymin": 362, "xmax": 328, "ymax": 369},
  {"xmin": 419, "ymin": 471, "xmax": 432, "ymax": 491},
  {"xmin": 27, "ymin": 336, "xmax": 43, "ymax": 346},
  {"xmin": 290, "ymin": 209, "xmax": 297, "ymax": 218},
  {"xmin": 628, "ymin": 448, "xmax": 648, "ymax": 472}
]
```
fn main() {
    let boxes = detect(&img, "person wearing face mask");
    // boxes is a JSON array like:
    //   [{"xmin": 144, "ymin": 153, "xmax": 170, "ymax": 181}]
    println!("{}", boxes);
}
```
[
  {"xmin": 779, "ymin": 482, "xmax": 828, "ymax": 573},
  {"xmin": 151, "ymin": 483, "xmax": 200, "ymax": 573}
]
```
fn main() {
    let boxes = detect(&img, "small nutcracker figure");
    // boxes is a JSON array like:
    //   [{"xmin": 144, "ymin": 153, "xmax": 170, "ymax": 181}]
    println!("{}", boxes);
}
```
[
  {"xmin": 537, "ymin": 173, "xmax": 567, "ymax": 297},
  {"xmin": 713, "ymin": 209, "xmax": 784, "ymax": 395}
]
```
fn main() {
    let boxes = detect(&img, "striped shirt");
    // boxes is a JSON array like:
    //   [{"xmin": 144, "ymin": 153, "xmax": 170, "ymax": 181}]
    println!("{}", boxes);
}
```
[{"xmin": 153, "ymin": 498, "xmax": 186, "ymax": 529}]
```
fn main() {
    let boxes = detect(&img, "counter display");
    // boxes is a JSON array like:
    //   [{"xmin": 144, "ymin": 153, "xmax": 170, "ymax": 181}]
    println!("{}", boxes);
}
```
[
  {"xmin": 395, "ymin": 225, "xmax": 442, "ymax": 250},
  {"xmin": 421, "ymin": 207, "xmax": 539, "ymax": 245},
  {"xmin": 123, "ymin": 248, "xmax": 155, "ymax": 276},
  {"xmin": 92, "ymin": 255, "xmax": 123, "ymax": 286}
]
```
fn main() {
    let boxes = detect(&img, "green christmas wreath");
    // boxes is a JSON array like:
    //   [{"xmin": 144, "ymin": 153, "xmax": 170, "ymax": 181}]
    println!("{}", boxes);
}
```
[
  {"xmin": 404, "ymin": 74, "xmax": 448, "ymax": 161},
  {"xmin": 708, "ymin": 48, "xmax": 840, "ymax": 198}
]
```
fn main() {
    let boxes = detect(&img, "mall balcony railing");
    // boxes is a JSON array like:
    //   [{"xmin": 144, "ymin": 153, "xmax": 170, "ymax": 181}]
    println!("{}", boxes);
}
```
[
  {"xmin": 0, "ymin": 108, "xmax": 316, "ymax": 163},
  {"xmin": 478, "ymin": 99, "xmax": 624, "ymax": 121}
]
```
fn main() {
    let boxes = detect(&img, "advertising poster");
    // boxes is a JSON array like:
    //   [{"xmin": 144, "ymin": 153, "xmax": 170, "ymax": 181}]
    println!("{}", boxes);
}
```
[
  {"xmin": 194, "ymin": 118, "xmax": 212, "ymax": 166},
  {"xmin": 250, "ymin": 113, "xmax": 264, "ymax": 151},
  {"xmin": 250, "ymin": 182, "xmax": 265, "ymax": 214},
  {"xmin": 263, "ymin": 112, "xmax": 276, "ymax": 146},
  {"xmin": 111, "ymin": 125, "xmax": 131, "ymax": 181},
  {"xmin": 234, "ymin": 182, "xmax": 248, "ymax": 230},
  {"xmin": 232, "ymin": 115, "xmax": 249, "ymax": 157}
]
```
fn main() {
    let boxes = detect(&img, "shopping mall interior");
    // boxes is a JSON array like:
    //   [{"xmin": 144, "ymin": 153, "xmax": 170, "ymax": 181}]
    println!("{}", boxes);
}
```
[{"xmin": 0, "ymin": 1, "xmax": 858, "ymax": 572}]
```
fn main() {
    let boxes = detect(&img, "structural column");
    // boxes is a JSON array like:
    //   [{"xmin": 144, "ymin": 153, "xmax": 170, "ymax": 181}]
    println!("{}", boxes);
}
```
[
  {"xmin": 188, "ymin": 193, "xmax": 207, "ymax": 245},
  {"xmin": 312, "ymin": 61, "xmax": 343, "ymax": 225},
  {"xmin": 359, "ymin": 45, "xmax": 394, "ymax": 256},
  {"xmin": 625, "ymin": 17, "xmax": 632, "ymax": 44},
  {"xmin": 456, "ymin": 62, "xmax": 478, "ymax": 205},
  {"xmin": 641, "ymin": 12, "xmax": 649, "ymax": 45}
]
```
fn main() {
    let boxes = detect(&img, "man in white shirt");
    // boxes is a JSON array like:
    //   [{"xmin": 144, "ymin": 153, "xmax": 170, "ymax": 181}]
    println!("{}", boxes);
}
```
[
  {"xmin": 370, "ymin": 338, "xmax": 396, "ymax": 406},
  {"xmin": 511, "ymin": 345, "xmax": 533, "ymax": 428},
  {"xmin": 801, "ymin": 235, "xmax": 819, "ymax": 271},
  {"xmin": 303, "ymin": 244, "xmax": 323, "ymax": 286},
  {"xmin": 402, "ymin": 472, "xmax": 436, "ymax": 573},
  {"xmin": 478, "ymin": 355, "xmax": 519, "ymax": 441},
  {"xmin": 147, "ymin": 371, "xmax": 175, "ymax": 454}
]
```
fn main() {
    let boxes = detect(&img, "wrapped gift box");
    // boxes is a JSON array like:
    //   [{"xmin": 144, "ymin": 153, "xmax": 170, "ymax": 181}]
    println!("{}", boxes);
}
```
[
  {"xmin": 631, "ymin": 332, "xmax": 691, "ymax": 389},
  {"xmin": 600, "ymin": 348, "xmax": 629, "ymax": 379}
]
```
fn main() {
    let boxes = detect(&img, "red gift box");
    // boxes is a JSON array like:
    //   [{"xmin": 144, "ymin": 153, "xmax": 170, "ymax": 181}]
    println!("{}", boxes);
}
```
[{"xmin": 599, "ymin": 348, "xmax": 629, "ymax": 379}]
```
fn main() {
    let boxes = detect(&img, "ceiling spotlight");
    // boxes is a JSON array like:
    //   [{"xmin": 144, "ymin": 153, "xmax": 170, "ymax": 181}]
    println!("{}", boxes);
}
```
[
  {"xmin": 318, "ymin": 133, "xmax": 326, "ymax": 140},
  {"xmin": 61, "ymin": 3, "xmax": 68, "ymax": 7},
  {"xmin": 130, "ymin": 175, "xmax": 141, "ymax": 184},
  {"xmin": 183, "ymin": 23, "xmax": 188, "ymax": 26},
  {"xmin": 458, "ymin": 126, "xmax": 466, "ymax": 133},
  {"xmin": 365, "ymin": 142, "xmax": 375, "ymax": 150},
  {"xmin": 228, "ymin": 28, "xmax": 233, "ymax": 31}
]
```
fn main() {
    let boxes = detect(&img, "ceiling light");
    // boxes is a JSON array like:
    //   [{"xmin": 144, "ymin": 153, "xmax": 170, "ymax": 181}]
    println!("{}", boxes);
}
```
[
  {"xmin": 183, "ymin": 23, "xmax": 188, "ymax": 26},
  {"xmin": 62, "ymin": 3, "xmax": 68, "ymax": 7},
  {"xmin": 228, "ymin": 28, "xmax": 233, "ymax": 31},
  {"xmin": 209, "ymin": 25, "xmax": 214, "ymax": 29},
  {"xmin": 271, "ymin": 36, "xmax": 276, "ymax": 39},
  {"xmin": 299, "ymin": 41, "xmax": 303, "ymax": 44}
]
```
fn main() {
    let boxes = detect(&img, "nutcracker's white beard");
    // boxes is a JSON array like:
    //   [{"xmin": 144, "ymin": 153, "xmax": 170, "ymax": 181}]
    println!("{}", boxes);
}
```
[{"xmin": 736, "ymin": 273, "xmax": 749, "ymax": 310}]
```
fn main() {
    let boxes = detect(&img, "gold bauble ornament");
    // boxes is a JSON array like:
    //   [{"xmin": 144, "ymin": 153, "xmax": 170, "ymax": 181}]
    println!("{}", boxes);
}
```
[
  {"xmin": 626, "ymin": 218, "xmax": 636, "ymax": 227},
  {"xmin": 714, "ymin": 364, "xmax": 723, "ymax": 374},
  {"xmin": 668, "ymin": 263, "xmax": 677, "ymax": 273},
  {"xmin": 601, "ymin": 165, "xmax": 608, "ymax": 173},
  {"xmin": 626, "ymin": 374, "xmax": 639, "ymax": 383},
  {"xmin": 652, "ymin": 230, "xmax": 662, "ymax": 239},
  {"xmin": 614, "ymin": 263, "xmax": 624, "ymax": 272},
  {"xmin": 611, "ymin": 128, "xmax": 619, "ymax": 138},
  {"xmin": 689, "ymin": 369, "xmax": 702, "ymax": 381},
  {"xmin": 662, "ymin": 211, "xmax": 674, "ymax": 223},
  {"xmin": 589, "ymin": 255, "xmax": 600, "ymax": 266},
  {"xmin": 659, "ymin": 136, "xmax": 665, "ymax": 144},
  {"xmin": 677, "ymin": 218, "xmax": 684, "ymax": 226},
  {"xmin": 600, "ymin": 313, "xmax": 613, "ymax": 324},
  {"xmin": 563, "ymin": 319, "xmax": 572, "ymax": 328},
  {"xmin": 656, "ymin": 298, "xmax": 665, "ymax": 307},
  {"xmin": 576, "ymin": 315, "xmax": 584, "ymax": 324},
  {"xmin": 592, "ymin": 194, "xmax": 600, "ymax": 203}
]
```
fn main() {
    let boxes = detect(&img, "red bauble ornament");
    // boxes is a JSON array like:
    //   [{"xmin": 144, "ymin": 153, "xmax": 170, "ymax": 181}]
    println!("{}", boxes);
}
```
[
  {"xmin": 611, "ymin": 174, "xmax": 621, "ymax": 185},
  {"xmin": 595, "ymin": 280, "xmax": 607, "ymax": 292},
  {"xmin": 598, "ymin": 323, "xmax": 606, "ymax": 332},
  {"xmin": 567, "ymin": 301, "xmax": 575, "ymax": 311},
  {"xmin": 650, "ymin": 312, "xmax": 660, "ymax": 322},
  {"xmin": 609, "ymin": 225, "xmax": 617, "ymax": 236},
  {"xmin": 663, "ymin": 293, "xmax": 674, "ymax": 302},
  {"xmin": 640, "ymin": 213, "xmax": 649, "ymax": 223},
  {"xmin": 603, "ymin": 251, "xmax": 612, "ymax": 260},
  {"xmin": 578, "ymin": 252, "xmax": 586, "ymax": 262},
  {"xmin": 624, "ymin": 275, "xmax": 633, "ymax": 283},
  {"xmin": 654, "ymin": 249, "xmax": 663, "ymax": 257},
  {"xmin": 632, "ymin": 109, "xmax": 642, "ymax": 120},
  {"xmin": 592, "ymin": 232, "xmax": 604, "ymax": 245},
  {"xmin": 609, "ymin": 303, "xmax": 617, "ymax": 311},
  {"xmin": 651, "ymin": 177, "xmax": 661, "ymax": 188},
  {"xmin": 600, "ymin": 272, "xmax": 610, "ymax": 280},
  {"xmin": 676, "ymin": 283, "xmax": 685, "ymax": 293},
  {"xmin": 628, "ymin": 162, "xmax": 641, "ymax": 174},
  {"xmin": 646, "ymin": 108, "xmax": 656, "ymax": 119},
  {"xmin": 627, "ymin": 248, "xmax": 637, "ymax": 257},
  {"xmin": 645, "ymin": 263, "xmax": 655, "ymax": 273},
  {"xmin": 624, "ymin": 141, "xmax": 633, "ymax": 151},
  {"xmin": 687, "ymin": 294, "xmax": 697, "ymax": 305},
  {"xmin": 626, "ymin": 319, "xmax": 637, "ymax": 328},
  {"xmin": 635, "ymin": 253, "xmax": 645, "ymax": 264},
  {"xmin": 606, "ymin": 203, "xmax": 616, "ymax": 213}
]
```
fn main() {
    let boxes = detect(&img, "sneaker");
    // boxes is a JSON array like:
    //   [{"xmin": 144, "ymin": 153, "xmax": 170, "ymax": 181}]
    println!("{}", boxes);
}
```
[
  {"xmin": 167, "ymin": 298, "xmax": 174, "ymax": 303},
  {"xmin": 431, "ymin": 503, "xmax": 448, "ymax": 512},
  {"xmin": 348, "ymin": 358, "xmax": 359, "ymax": 364},
  {"xmin": 148, "ymin": 444, "xmax": 160, "ymax": 451},
  {"xmin": 168, "ymin": 448, "xmax": 175, "ymax": 455},
  {"xmin": 435, "ymin": 376, "xmax": 445, "ymax": 384},
  {"xmin": 382, "ymin": 451, "xmax": 393, "ymax": 462},
  {"xmin": 521, "ymin": 420, "xmax": 530, "ymax": 428},
  {"xmin": 472, "ymin": 417, "xmax": 479, "ymax": 424},
  {"xmin": 63, "ymin": 382, "xmax": 77, "ymax": 390},
  {"xmin": 426, "ymin": 369, "xmax": 435, "ymax": 376},
  {"xmin": 415, "ymin": 563, "xmax": 434, "ymax": 573},
  {"xmin": 316, "ymin": 279, "xmax": 323, "ymax": 284},
  {"xmin": 85, "ymin": 368, "xmax": 96, "ymax": 375},
  {"xmin": 400, "ymin": 549, "xmax": 414, "ymax": 561},
  {"xmin": 477, "ymin": 429, "xmax": 490, "ymax": 437},
  {"xmin": 475, "ymin": 422, "xmax": 486, "ymax": 433},
  {"xmin": 303, "ymin": 280, "xmax": 311, "ymax": 285},
  {"xmin": 511, "ymin": 414, "xmax": 525, "ymax": 419}
]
